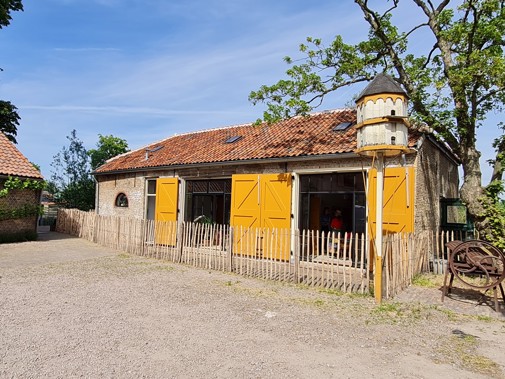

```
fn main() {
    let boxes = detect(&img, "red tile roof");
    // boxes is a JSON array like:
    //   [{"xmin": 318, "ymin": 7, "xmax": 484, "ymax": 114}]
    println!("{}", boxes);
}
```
[
  {"xmin": 0, "ymin": 132, "xmax": 44, "ymax": 179},
  {"xmin": 95, "ymin": 109, "xmax": 421, "ymax": 174}
]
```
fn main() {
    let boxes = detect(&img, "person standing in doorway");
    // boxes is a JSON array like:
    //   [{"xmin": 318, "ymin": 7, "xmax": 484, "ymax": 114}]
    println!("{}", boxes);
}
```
[{"xmin": 330, "ymin": 209, "xmax": 344, "ymax": 233}]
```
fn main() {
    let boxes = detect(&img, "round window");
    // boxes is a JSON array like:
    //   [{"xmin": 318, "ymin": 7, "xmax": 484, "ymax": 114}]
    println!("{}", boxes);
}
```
[{"xmin": 115, "ymin": 193, "xmax": 129, "ymax": 207}]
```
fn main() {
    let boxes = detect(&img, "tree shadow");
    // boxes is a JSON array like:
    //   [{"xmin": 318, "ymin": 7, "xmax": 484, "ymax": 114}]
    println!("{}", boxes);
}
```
[{"xmin": 36, "ymin": 231, "xmax": 78, "ymax": 242}]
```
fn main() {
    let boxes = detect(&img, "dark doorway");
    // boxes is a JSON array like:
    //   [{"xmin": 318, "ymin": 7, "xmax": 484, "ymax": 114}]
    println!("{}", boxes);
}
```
[
  {"xmin": 185, "ymin": 179, "xmax": 231, "ymax": 225},
  {"xmin": 299, "ymin": 172, "xmax": 366, "ymax": 233}
]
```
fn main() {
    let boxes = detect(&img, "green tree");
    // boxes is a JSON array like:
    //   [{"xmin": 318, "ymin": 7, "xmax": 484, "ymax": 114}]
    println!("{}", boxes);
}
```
[
  {"xmin": 0, "ymin": 1, "xmax": 23, "ymax": 143},
  {"xmin": 51, "ymin": 130, "xmax": 95, "ymax": 211},
  {"xmin": 0, "ymin": 101, "xmax": 20, "ymax": 143},
  {"xmin": 0, "ymin": 0, "xmax": 23, "ymax": 29},
  {"xmin": 249, "ymin": 0, "xmax": 505, "ymax": 244},
  {"xmin": 88, "ymin": 134, "xmax": 129, "ymax": 170}
]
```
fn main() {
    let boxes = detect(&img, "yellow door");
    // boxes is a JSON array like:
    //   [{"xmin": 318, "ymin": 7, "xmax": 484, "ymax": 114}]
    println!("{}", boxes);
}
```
[
  {"xmin": 155, "ymin": 178, "xmax": 179, "ymax": 245},
  {"xmin": 368, "ymin": 167, "xmax": 414, "ymax": 237},
  {"xmin": 230, "ymin": 174, "xmax": 261, "ymax": 256},
  {"xmin": 261, "ymin": 174, "xmax": 292, "ymax": 260},
  {"xmin": 230, "ymin": 173, "xmax": 292, "ymax": 260}
]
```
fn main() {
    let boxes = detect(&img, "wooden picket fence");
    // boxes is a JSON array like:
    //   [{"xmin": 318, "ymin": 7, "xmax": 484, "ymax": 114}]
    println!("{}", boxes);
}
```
[{"xmin": 55, "ymin": 209, "xmax": 464, "ymax": 298}]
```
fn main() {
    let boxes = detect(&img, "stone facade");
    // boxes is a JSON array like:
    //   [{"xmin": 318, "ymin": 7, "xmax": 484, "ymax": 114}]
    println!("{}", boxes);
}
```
[
  {"xmin": 96, "ymin": 173, "xmax": 147, "ymax": 219},
  {"xmin": 96, "ymin": 157, "xmax": 372, "ymax": 220},
  {"xmin": 414, "ymin": 136, "xmax": 459, "ymax": 231},
  {"xmin": 96, "ymin": 144, "xmax": 459, "ymax": 234}
]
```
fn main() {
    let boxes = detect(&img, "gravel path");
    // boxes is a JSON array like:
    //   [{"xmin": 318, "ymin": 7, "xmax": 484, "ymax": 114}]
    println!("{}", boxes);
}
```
[{"xmin": 1, "ymin": 232, "xmax": 504, "ymax": 378}]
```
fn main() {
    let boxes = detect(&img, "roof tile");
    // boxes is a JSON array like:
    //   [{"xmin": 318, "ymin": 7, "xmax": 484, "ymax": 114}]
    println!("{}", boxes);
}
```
[
  {"xmin": 0, "ymin": 132, "xmax": 44, "ymax": 179},
  {"xmin": 95, "ymin": 108, "xmax": 421, "ymax": 174}
]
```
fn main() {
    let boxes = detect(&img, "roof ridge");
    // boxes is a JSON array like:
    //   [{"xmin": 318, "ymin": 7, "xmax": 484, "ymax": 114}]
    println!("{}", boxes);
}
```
[{"xmin": 99, "ymin": 108, "xmax": 354, "ymax": 168}]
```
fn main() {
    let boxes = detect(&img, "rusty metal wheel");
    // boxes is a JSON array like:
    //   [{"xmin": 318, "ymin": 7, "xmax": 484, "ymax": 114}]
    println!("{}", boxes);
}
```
[{"xmin": 449, "ymin": 240, "xmax": 505, "ymax": 290}]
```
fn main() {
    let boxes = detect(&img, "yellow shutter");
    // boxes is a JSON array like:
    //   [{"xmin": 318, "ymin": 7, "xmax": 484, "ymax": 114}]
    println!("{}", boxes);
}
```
[
  {"xmin": 260, "ymin": 174, "xmax": 292, "ymax": 260},
  {"xmin": 230, "ymin": 173, "xmax": 292, "ymax": 260},
  {"xmin": 368, "ymin": 167, "xmax": 414, "ymax": 237},
  {"xmin": 155, "ymin": 178, "xmax": 179, "ymax": 245},
  {"xmin": 230, "ymin": 174, "xmax": 261, "ymax": 257}
]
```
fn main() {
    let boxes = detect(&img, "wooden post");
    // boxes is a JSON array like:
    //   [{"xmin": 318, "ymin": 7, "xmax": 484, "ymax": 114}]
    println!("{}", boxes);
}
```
[
  {"xmin": 294, "ymin": 229, "xmax": 300, "ymax": 283},
  {"xmin": 177, "ymin": 222, "xmax": 184, "ymax": 263},
  {"xmin": 228, "ymin": 226, "xmax": 234, "ymax": 272},
  {"xmin": 375, "ymin": 152, "xmax": 385, "ymax": 304}
]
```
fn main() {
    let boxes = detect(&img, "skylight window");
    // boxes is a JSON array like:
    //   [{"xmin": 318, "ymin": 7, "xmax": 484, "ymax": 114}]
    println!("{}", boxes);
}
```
[
  {"xmin": 225, "ymin": 135, "xmax": 242, "ymax": 144},
  {"xmin": 145, "ymin": 145, "xmax": 163, "ymax": 160},
  {"xmin": 332, "ymin": 122, "xmax": 353, "ymax": 131}
]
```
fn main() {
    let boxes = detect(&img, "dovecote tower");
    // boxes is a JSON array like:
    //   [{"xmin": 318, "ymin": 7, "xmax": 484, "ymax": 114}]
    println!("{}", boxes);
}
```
[{"xmin": 355, "ymin": 73, "xmax": 411, "ymax": 157}]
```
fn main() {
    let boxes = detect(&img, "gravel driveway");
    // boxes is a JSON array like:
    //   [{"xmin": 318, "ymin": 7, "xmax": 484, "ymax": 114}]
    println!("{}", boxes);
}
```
[{"xmin": 1, "ymin": 232, "xmax": 504, "ymax": 378}]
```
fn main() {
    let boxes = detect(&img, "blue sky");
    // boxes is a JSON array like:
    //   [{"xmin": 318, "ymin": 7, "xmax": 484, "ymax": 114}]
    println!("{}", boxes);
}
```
[{"xmin": 0, "ymin": 0, "xmax": 499, "ymax": 184}]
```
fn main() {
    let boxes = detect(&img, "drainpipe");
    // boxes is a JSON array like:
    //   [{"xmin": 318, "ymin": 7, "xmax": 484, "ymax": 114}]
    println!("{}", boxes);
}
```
[{"xmin": 93, "ymin": 175, "xmax": 99, "ymax": 214}]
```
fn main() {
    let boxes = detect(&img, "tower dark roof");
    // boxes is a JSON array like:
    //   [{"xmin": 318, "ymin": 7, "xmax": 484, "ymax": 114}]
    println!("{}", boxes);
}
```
[{"xmin": 356, "ymin": 73, "xmax": 407, "ymax": 102}]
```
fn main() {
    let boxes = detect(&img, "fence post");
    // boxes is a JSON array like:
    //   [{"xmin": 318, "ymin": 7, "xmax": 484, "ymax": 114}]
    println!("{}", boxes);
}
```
[
  {"xmin": 177, "ymin": 222, "xmax": 184, "ymax": 263},
  {"xmin": 293, "ymin": 229, "xmax": 300, "ymax": 283},
  {"xmin": 228, "ymin": 226, "xmax": 234, "ymax": 272}
]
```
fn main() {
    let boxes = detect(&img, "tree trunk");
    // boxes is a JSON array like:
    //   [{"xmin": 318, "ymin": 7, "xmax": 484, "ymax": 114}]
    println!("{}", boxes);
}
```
[{"xmin": 458, "ymin": 146, "xmax": 489, "ymax": 237}]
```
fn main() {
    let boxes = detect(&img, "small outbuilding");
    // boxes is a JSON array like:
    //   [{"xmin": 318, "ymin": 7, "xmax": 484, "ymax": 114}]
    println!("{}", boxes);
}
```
[
  {"xmin": 93, "ymin": 75, "xmax": 459, "ymax": 262},
  {"xmin": 0, "ymin": 132, "xmax": 44, "ymax": 241}
]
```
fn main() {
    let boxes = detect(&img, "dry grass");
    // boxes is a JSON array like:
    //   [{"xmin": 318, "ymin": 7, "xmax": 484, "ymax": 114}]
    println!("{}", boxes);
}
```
[{"xmin": 436, "ymin": 331, "xmax": 503, "ymax": 378}]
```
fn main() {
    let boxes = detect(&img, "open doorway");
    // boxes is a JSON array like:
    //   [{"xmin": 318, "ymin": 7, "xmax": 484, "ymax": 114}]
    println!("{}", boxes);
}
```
[{"xmin": 299, "ymin": 172, "xmax": 366, "ymax": 233}]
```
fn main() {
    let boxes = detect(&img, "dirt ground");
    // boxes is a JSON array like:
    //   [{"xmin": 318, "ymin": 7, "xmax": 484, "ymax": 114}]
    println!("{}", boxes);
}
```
[{"xmin": 1, "ymin": 232, "xmax": 504, "ymax": 378}]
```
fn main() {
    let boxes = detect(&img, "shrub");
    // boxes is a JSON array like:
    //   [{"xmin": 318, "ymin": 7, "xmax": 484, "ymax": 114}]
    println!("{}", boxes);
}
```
[{"xmin": 0, "ymin": 230, "xmax": 38, "ymax": 244}]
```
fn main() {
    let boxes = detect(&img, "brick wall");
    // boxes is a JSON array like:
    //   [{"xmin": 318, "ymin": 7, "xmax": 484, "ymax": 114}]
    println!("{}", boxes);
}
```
[{"xmin": 0, "ymin": 179, "xmax": 41, "ymax": 235}]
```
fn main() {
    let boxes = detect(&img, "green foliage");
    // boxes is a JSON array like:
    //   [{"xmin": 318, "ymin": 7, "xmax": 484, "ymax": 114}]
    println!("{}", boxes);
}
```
[
  {"xmin": 50, "ymin": 130, "xmax": 129, "ymax": 211},
  {"xmin": 412, "ymin": 274, "xmax": 441, "ymax": 288},
  {"xmin": 194, "ymin": 214, "xmax": 212, "ymax": 224},
  {"xmin": 57, "ymin": 178, "xmax": 95, "ymax": 211},
  {"xmin": 0, "ymin": 0, "xmax": 23, "ymax": 29},
  {"xmin": 0, "ymin": 176, "xmax": 45, "ymax": 198},
  {"xmin": 479, "ymin": 183, "xmax": 505, "ymax": 248},
  {"xmin": 0, "ymin": 203, "xmax": 42, "ymax": 221},
  {"xmin": 44, "ymin": 180, "xmax": 58, "ymax": 195},
  {"xmin": 88, "ymin": 134, "xmax": 129, "ymax": 170},
  {"xmin": 51, "ymin": 130, "xmax": 95, "ymax": 211},
  {"xmin": 0, "ymin": 100, "xmax": 20, "ymax": 143},
  {"xmin": 250, "ymin": 1, "xmax": 505, "ymax": 144},
  {"xmin": 31, "ymin": 162, "xmax": 41, "ymax": 172},
  {"xmin": 0, "ymin": 2, "xmax": 23, "ymax": 142},
  {"xmin": 51, "ymin": 129, "xmax": 90, "ymax": 186},
  {"xmin": 0, "ymin": 176, "xmax": 44, "ymax": 223},
  {"xmin": 0, "ymin": 230, "xmax": 37, "ymax": 244},
  {"xmin": 249, "ymin": 0, "xmax": 505, "ymax": 238}
]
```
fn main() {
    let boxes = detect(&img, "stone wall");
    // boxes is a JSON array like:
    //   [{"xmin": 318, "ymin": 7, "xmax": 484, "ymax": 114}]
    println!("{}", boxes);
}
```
[
  {"xmin": 96, "ymin": 173, "xmax": 146, "ymax": 219},
  {"xmin": 95, "ymin": 157, "xmax": 375, "ymax": 218},
  {"xmin": 96, "ymin": 146, "xmax": 459, "ymax": 234},
  {"xmin": 414, "ymin": 137, "xmax": 459, "ymax": 231}
]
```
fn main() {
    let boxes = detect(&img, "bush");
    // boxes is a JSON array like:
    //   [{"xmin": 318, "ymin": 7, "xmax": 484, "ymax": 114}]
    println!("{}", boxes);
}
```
[{"xmin": 0, "ymin": 230, "xmax": 38, "ymax": 244}]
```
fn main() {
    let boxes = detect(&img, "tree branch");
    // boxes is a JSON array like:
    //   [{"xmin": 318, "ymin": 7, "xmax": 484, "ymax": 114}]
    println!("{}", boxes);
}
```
[
  {"xmin": 435, "ymin": 0, "xmax": 450, "ymax": 14},
  {"xmin": 476, "ymin": 88, "xmax": 505, "ymax": 107},
  {"xmin": 422, "ymin": 44, "xmax": 438, "ymax": 69},
  {"xmin": 403, "ymin": 22, "xmax": 430, "ymax": 39}
]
